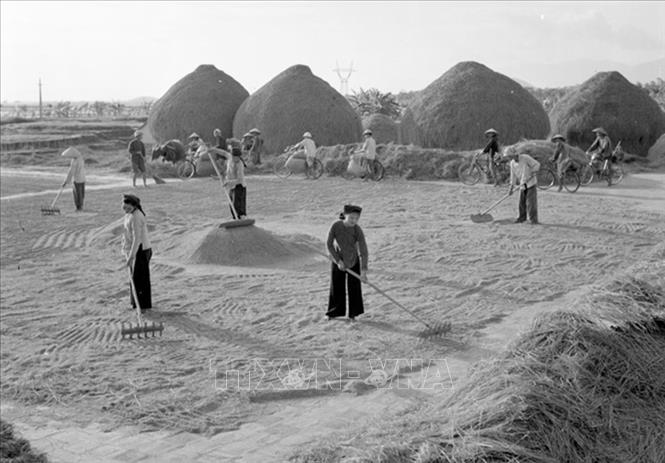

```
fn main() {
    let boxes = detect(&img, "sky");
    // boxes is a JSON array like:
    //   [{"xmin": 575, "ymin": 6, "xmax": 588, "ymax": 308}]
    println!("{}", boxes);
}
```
[{"xmin": 1, "ymin": 1, "xmax": 664, "ymax": 102}]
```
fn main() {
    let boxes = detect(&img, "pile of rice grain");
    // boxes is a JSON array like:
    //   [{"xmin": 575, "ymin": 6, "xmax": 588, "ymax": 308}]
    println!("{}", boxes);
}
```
[
  {"xmin": 550, "ymin": 71, "xmax": 665, "ymax": 157},
  {"xmin": 400, "ymin": 61, "xmax": 550, "ymax": 150},
  {"xmin": 185, "ymin": 225, "xmax": 317, "ymax": 268},
  {"xmin": 148, "ymin": 65, "xmax": 249, "ymax": 143},
  {"xmin": 233, "ymin": 65, "xmax": 362, "ymax": 154}
]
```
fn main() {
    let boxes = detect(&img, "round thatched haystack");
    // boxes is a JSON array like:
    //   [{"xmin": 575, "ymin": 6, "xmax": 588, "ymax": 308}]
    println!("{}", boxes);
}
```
[
  {"xmin": 648, "ymin": 133, "xmax": 665, "ymax": 166},
  {"xmin": 400, "ymin": 61, "xmax": 550, "ymax": 149},
  {"xmin": 362, "ymin": 114, "xmax": 399, "ymax": 144},
  {"xmin": 233, "ymin": 65, "xmax": 362, "ymax": 153},
  {"xmin": 148, "ymin": 65, "xmax": 249, "ymax": 143},
  {"xmin": 550, "ymin": 71, "xmax": 665, "ymax": 157}
]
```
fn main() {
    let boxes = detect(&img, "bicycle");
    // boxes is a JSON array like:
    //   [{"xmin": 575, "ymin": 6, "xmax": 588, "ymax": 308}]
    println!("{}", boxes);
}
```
[
  {"xmin": 580, "ymin": 142, "xmax": 624, "ymax": 187},
  {"xmin": 273, "ymin": 146, "xmax": 324, "ymax": 179},
  {"xmin": 536, "ymin": 160, "xmax": 581, "ymax": 193},
  {"xmin": 458, "ymin": 151, "xmax": 509, "ymax": 185},
  {"xmin": 175, "ymin": 153, "xmax": 196, "ymax": 179},
  {"xmin": 344, "ymin": 151, "xmax": 385, "ymax": 181},
  {"xmin": 152, "ymin": 141, "xmax": 196, "ymax": 179}
]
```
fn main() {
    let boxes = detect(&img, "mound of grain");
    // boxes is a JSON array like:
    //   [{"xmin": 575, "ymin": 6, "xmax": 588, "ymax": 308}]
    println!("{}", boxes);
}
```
[
  {"xmin": 400, "ymin": 61, "xmax": 550, "ymax": 149},
  {"xmin": 148, "ymin": 65, "xmax": 249, "ymax": 143},
  {"xmin": 550, "ymin": 71, "xmax": 665, "ymax": 157},
  {"xmin": 233, "ymin": 65, "xmax": 362, "ymax": 154},
  {"xmin": 647, "ymin": 133, "xmax": 665, "ymax": 167},
  {"xmin": 362, "ymin": 114, "xmax": 399, "ymax": 144},
  {"xmin": 186, "ymin": 225, "xmax": 317, "ymax": 268}
]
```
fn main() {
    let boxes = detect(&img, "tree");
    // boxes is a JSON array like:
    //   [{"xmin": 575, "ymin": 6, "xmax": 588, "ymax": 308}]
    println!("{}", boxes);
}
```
[
  {"xmin": 637, "ymin": 78, "xmax": 665, "ymax": 113},
  {"xmin": 347, "ymin": 88, "xmax": 402, "ymax": 119}
]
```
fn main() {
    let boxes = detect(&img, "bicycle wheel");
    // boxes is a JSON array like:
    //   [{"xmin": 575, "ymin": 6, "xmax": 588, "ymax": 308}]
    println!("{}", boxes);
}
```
[
  {"xmin": 307, "ymin": 159, "xmax": 324, "ymax": 179},
  {"xmin": 458, "ymin": 161, "xmax": 481, "ymax": 185},
  {"xmin": 579, "ymin": 165, "xmax": 594, "ymax": 186},
  {"xmin": 562, "ymin": 170, "xmax": 580, "ymax": 193},
  {"xmin": 609, "ymin": 165, "xmax": 624, "ymax": 186},
  {"xmin": 537, "ymin": 168, "xmax": 556, "ymax": 190},
  {"xmin": 371, "ymin": 160, "xmax": 385, "ymax": 181},
  {"xmin": 273, "ymin": 157, "xmax": 292, "ymax": 179},
  {"xmin": 176, "ymin": 160, "xmax": 196, "ymax": 179}
]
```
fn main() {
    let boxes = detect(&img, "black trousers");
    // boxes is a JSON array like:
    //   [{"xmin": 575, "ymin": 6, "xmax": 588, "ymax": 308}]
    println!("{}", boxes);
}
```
[
  {"xmin": 229, "ymin": 185, "xmax": 247, "ymax": 218},
  {"xmin": 131, "ymin": 245, "xmax": 152, "ymax": 309},
  {"xmin": 327, "ymin": 261, "xmax": 364, "ymax": 319},
  {"xmin": 518, "ymin": 185, "xmax": 538, "ymax": 223},
  {"xmin": 73, "ymin": 182, "xmax": 85, "ymax": 210}
]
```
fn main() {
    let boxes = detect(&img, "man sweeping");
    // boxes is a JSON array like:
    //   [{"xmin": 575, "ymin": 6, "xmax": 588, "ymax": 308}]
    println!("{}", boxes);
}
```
[
  {"xmin": 61, "ymin": 146, "xmax": 86, "ymax": 211},
  {"xmin": 550, "ymin": 134, "xmax": 572, "ymax": 192},
  {"xmin": 128, "ymin": 131, "xmax": 148, "ymax": 188},
  {"xmin": 505, "ymin": 151, "xmax": 540, "ymax": 224},
  {"xmin": 224, "ymin": 141, "xmax": 247, "ymax": 219}
]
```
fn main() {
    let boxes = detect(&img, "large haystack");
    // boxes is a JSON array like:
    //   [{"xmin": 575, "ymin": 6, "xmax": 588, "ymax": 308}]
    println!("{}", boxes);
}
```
[
  {"xmin": 400, "ymin": 61, "xmax": 550, "ymax": 149},
  {"xmin": 233, "ymin": 65, "xmax": 362, "ymax": 154},
  {"xmin": 148, "ymin": 65, "xmax": 248, "ymax": 143},
  {"xmin": 550, "ymin": 71, "xmax": 665, "ymax": 157},
  {"xmin": 648, "ymin": 133, "xmax": 665, "ymax": 167},
  {"xmin": 362, "ymin": 114, "xmax": 399, "ymax": 144}
]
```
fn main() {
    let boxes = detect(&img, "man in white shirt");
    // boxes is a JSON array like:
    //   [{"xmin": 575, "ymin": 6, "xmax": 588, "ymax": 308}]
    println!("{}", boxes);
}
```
[
  {"xmin": 505, "ymin": 151, "xmax": 541, "ymax": 224},
  {"xmin": 293, "ymin": 132, "xmax": 317, "ymax": 168},
  {"xmin": 61, "ymin": 146, "xmax": 86, "ymax": 211},
  {"xmin": 355, "ymin": 129, "xmax": 377, "ymax": 177}
]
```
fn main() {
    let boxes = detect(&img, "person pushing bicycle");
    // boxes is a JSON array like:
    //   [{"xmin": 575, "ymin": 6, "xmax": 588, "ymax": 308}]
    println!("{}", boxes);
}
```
[
  {"xmin": 550, "ymin": 134, "xmax": 572, "ymax": 192},
  {"xmin": 482, "ymin": 128, "xmax": 501, "ymax": 185},
  {"xmin": 353, "ymin": 129, "xmax": 377, "ymax": 176},
  {"xmin": 292, "ymin": 131, "xmax": 318, "ymax": 172}
]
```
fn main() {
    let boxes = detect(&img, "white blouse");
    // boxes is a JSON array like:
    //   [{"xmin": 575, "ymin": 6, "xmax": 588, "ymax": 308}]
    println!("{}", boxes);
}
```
[{"xmin": 122, "ymin": 211, "xmax": 151, "ymax": 258}]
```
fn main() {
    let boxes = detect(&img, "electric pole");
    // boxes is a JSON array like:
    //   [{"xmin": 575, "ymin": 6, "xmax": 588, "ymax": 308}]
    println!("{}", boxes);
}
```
[{"xmin": 333, "ymin": 61, "xmax": 356, "ymax": 96}]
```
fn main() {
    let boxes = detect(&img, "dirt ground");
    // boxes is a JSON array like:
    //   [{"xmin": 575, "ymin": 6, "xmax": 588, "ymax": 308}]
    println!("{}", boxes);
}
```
[{"xmin": 1, "ymin": 164, "xmax": 664, "ymax": 460}]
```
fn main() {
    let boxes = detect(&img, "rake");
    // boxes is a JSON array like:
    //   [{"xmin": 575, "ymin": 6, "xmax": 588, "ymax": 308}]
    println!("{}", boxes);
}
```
[
  {"xmin": 41, "ymin": 185, "xmax": 65, "ymax": 215},
  {"xmin": 121, "ymin": 267, "xmax": 164, "ymax": 339},
  {"xmin": 324, "ymin": 254, "xmax": 451, "ymax": 338},
  {"xmin": 470, "ymin": 192, "xmax": 511, "ymax": 223}
]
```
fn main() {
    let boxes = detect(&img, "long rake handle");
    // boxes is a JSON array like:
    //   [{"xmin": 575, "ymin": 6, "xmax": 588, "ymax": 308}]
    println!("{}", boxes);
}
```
[
  {"xmin": 325, "ymin": 254, "xmax": 433, "ymax": 329},
  {"xmin": 479, "ymin": 192, "xmax": 511, "ymax": 216},
  {"xmin": 127, "ymin": 267, "xmax": 144, "ymax": 325},
  {"xmin": 51, "ymin": 185, "xmax": 65, "ymax": 208},
  {"xmin": 208, "ymin": 151, "xmax": 240, "ymax": 220}
]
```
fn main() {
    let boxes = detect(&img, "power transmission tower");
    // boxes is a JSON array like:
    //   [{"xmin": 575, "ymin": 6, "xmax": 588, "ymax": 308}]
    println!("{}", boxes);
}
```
[
  {"xmin": 333, "ymin": 61, "xmax": 356, "ymax": 96},
  {"xmin": 38, "ymin": 78, "xmax": 43, "ymax": 119}
]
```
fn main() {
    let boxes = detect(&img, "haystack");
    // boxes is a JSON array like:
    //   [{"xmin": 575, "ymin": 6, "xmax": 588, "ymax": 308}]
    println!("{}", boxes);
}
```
[
  {"xmin": 400, "ymin": 61, "xmax": 550, "ymax": 149},
  {"xmin": 185, "ymin": 225, "xmax": 317, "ymax": 268},
  {"xmin": 233, "ymin": 65, "xmax": 362, "ymax": 154},
  {"xmin": 362, "ymin": 114, "xmax": 399, "ymax": 144},
  {"xmin": 550, "ymin": 71, "xmax": 665, "ymax": 157},
  {"xmin": 148, "ymin": 65, "xmax": 248, "ymax": 143},
  {"xmin": 648, "ymin": 133, "xmax": 665, "ymax": 166},
  {"xmin": 504, "ymin": 139, "xmax": 588, "ymax": 167}
]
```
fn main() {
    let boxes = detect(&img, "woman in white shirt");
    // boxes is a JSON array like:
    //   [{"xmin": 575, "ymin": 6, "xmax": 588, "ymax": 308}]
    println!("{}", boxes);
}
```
[
  {"xmin": 61, "ymin": 146, "xmax": 86, "ymax": 211},
  {"xmin": 121, "ymin": 194, "xmax": 153, "ymax": 310}
]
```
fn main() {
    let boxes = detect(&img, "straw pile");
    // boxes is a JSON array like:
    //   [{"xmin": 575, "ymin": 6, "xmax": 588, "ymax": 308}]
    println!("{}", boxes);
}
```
[
  {"xmin": 148, "ymin": 65, "xmax": 249, "ymax": 143},
  {"xmin": 550, "ymin": 71, "xmax": 665, "ymax": 157},
  {"xmin": 184, "ymin": 225, "xmax": 317, "ymax": 268},
  {"xmin": 400, "ymin": 61, "xmax": 550, "ymax": 149},
  {"xmin": 362, "ymin": 114, "xmax": 399, "ymax": 144},
  {"xmin": 503, "ymin": 139, "xmax": 588, "ymax": 168},
  {"xmin": 301, "ymin": 275, "xmax": 665, "ymax": 463},
  {"xmin": 233, "ymin": 65, "xmax": 362, "ymax": 154},
  {"xmin": 648, "ymin": 133, "xmax": 665, "ymax": 167},
  {"xmin": 315, "ymin": 143, "xmax": 469, "ymax": 180},
  {"xmin": 0, "ymin": 420, "xmax": 47, "ymax": 462}
]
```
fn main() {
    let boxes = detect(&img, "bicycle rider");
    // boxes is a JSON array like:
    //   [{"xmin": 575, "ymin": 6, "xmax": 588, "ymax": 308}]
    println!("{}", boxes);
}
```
[
  {"xmin": 550, "ymin": 134, "xmax": 572, "ymax": 192},
  {"xmin": 292, "ymin": 131, "xmax": 318, "ymax": 174},
  {"xmin": 586, "ymin": 127, "xmax": 614, "ymax": 170},
  {"xmin": 482, "ymin": 128, "xmax": 501, "ymax": 185},
  {"xmin": 354, "ymin": 129, "xmax": 377, "ymax": 177}
]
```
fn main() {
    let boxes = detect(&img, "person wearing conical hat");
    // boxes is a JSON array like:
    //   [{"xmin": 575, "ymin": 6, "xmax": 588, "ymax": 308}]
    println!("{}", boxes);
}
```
[
  {"xmin": 550, "ymin": 134, "xmax": 572, "ymax": 192},
  {"xmin": 128, "ymin": 131, "xmax": 147, "ymax": 188},
  {"xmin": 61, "ymin": 146, "xmax": 86, "ymax": 211},
  {"xmin": 213, "ymin": 128, "xmax": 226, "ymax": 150},
  {"xmin": 352, "ymin": 129, "xmax": 377, "ymax": 178},
  {"xmin": 121, "ymin": 194, "xmax": 152, "ymax": 310},
  {"xmin": 504, "ymin": 150, "xmax": 540, "ymax": 225},
  {"xmin": 482, "ymin": 128, "xmax": 501, "ymax": 185},
  {"xmin": 245, "ymin": 128, "xmax": 263, "ymax": 165},
  {"xmin": 326, "ymin": 205, "xmax": 369, "ymax": 321},
  {"xmin": 586, "ymin": 127, "xmax": 613, "ymax": 163}
]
